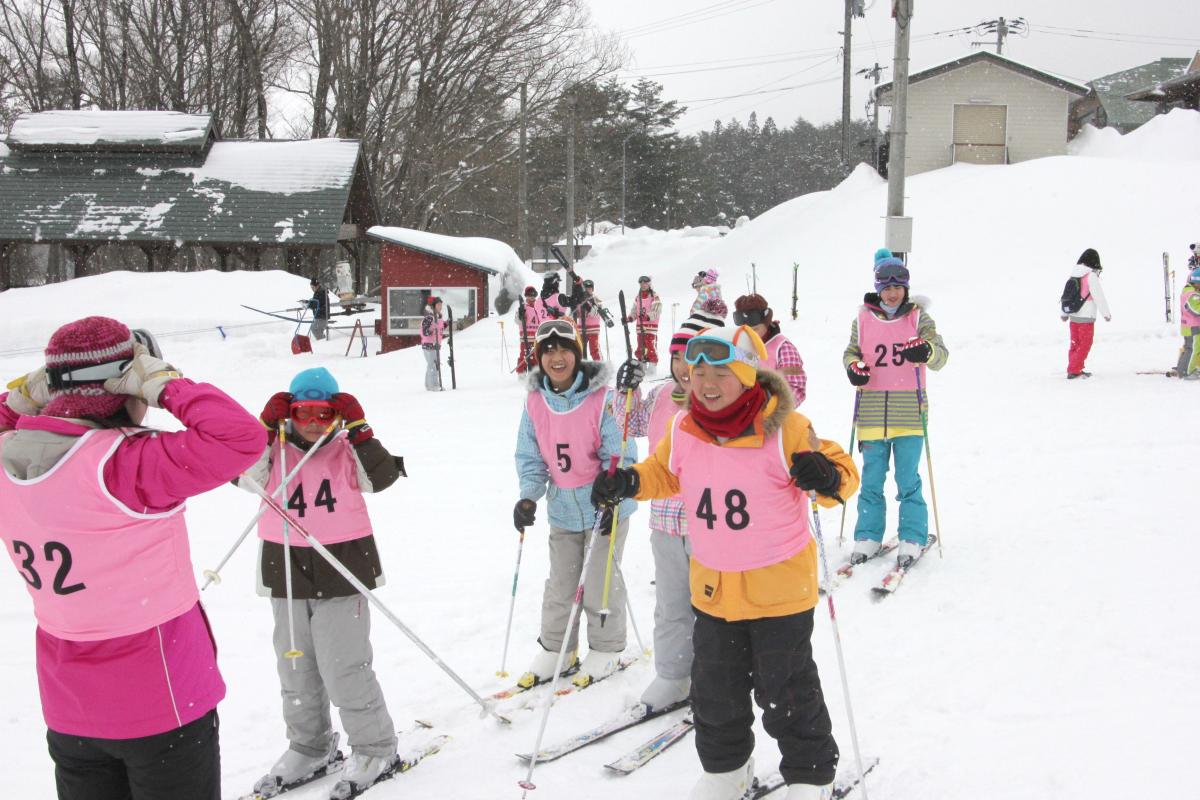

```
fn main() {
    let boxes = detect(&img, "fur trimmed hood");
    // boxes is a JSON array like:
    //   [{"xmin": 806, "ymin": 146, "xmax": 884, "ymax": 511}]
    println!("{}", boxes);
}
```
[
  {"xmin": 684, "ymin": 367, "xmax": 795, "ymax": 437},
  {"xmin": 861, "ymin": 292, "xmax": 932, "ymax": 318},
  {"xmin": 524, "ymin": 360, "xmax": 614, "ymax": 397}
]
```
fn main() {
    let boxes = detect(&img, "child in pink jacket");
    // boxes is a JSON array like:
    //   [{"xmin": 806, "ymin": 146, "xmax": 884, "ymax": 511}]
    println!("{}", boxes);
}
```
[{"xmin": 0, "ymin": 316, "xmax": 263, "ymax": 800}]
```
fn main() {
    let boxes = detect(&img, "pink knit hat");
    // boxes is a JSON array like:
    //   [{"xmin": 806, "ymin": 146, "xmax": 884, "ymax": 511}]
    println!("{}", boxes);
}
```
[{"xmin": 42, "ymin": 316, "xmax": 134, "ymax": 419}]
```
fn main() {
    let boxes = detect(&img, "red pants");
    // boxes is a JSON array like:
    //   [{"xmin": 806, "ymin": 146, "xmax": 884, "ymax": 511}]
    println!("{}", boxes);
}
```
[
  {"xmin": 585, "ymin": 333, "xmax": 602, "ymax": 361},
  {"xmin": 636, "ymin": 329, "xmax": 659, "ymax": 364},
  {"xmin": 1068, "ymin": 321, "xmax": 1094, "ymax": 375},
  {"xmin": 516, "ymin": 340, "xmax": 537, "ymax": 373}
]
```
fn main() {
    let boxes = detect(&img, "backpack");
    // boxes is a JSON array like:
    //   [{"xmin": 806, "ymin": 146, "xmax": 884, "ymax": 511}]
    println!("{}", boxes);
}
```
[{"xmin": 1060, "ymin": 276, "xmax": 1087, "ymax": 314}]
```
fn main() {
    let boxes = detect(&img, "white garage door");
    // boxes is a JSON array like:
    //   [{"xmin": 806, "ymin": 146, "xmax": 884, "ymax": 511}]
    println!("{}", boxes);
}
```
[{"xmin": 953, "ymin": 104, "xmax": 1007, "ymax": 164}]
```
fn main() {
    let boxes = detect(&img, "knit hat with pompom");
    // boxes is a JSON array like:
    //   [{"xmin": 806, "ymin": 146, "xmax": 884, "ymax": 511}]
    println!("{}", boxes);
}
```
[{"xmin": 42, "ymin": 316, "xmax": 134, "ymax": 420}]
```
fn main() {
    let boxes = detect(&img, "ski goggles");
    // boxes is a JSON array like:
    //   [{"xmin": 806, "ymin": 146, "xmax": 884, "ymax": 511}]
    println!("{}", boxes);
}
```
[
  {"xmin": 46, "ymin": 329, "xmax": 162, "ymax": 390},
  {"xmin": 534, "ymin": 319, "xmax": 578, "ymax": 345},
  {"xmin": 874, "ymin": 262, "xmax": 910, "ymax": 288},
  {"xmin": 290, "ymin": 402, "xmax": 336, "ymax": 423},
  {"xmin": 683, "ymin": 335, "xmax": 759, "ymax": 368},
  {"xmin": 732, "ymin": 308, "xmax": 769, "ymax": 327},
  {"xmin": 583, "ymin": 280, "xmax": 594, "ymax": 289},
  {"xmin": 637, "ymin": 276, "xmax": 651, "ymax": 284}
]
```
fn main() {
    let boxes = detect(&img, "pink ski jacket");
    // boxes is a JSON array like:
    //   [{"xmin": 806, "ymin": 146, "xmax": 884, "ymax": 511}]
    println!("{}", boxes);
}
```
[{"xmin": 0, "ymin": 379, "xmax": 263, "ymax": 739}]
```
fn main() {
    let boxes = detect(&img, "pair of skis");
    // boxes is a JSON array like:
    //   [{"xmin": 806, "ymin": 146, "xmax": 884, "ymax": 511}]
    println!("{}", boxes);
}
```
[
  {"xmin": 515, "ymin": 701, "xmax": 692, "ymax": 774},
  {"xmin": 824, "ymin": 535, "xmax": 937, "ymax": 597},
  {"xmin": 490, "ymin": 656, "xmax": 637, "ymax": 704},
  {"xmin": 240, "ymin": 723, "xmax": 447, "ymax": 800}
]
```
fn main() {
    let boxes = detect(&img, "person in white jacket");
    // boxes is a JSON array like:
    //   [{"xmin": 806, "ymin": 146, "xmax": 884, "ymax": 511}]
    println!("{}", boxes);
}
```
[{"xmin": 1060, "ymin": 248, "xmax": 1111, "ymax": 379}]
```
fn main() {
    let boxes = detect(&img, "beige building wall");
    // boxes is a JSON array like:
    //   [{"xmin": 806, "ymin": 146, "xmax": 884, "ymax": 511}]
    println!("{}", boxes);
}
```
[{"xmin": 894, "ymin": 60, "xmax": 1077, "ymax": 175}]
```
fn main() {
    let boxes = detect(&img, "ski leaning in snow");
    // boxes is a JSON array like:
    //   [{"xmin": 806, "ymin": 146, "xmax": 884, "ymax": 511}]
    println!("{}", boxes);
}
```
[
  {"xmin": 820, "ymin": 538, "xmax": 900, "ymax": 593},
  {"xmin": 747, "ymin": 756, "xmax": 880, "ymax": 799},
  {"xmin": 872, "ymin": 535, "xmax": 938, "ymax": 597},
  {"xmin": 515, "ymin": 699, "xmax": 688, "ymax": 764},
  {"xmin": 604, "ymin": 711, "xmax": 695, "ymax": 775},
  {"xmin": 328, "ymin": 735, "xmax": 450, "ymax": 800}
]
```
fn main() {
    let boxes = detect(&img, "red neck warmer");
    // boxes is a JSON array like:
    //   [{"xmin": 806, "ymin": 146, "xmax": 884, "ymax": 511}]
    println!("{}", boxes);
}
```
[{"xmin": 689, "ymin": 383, "xmax": 767, "ymax": 439}]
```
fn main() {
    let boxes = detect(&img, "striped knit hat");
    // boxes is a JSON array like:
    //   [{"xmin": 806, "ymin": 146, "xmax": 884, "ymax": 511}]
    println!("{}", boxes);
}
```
[
  {"xmin": 42, "ymin": 316, "xmax": 134, "ymax": 420},
  {"xmin": 670, "ymin": 303, "xmax": 726, "ymax": 354}
]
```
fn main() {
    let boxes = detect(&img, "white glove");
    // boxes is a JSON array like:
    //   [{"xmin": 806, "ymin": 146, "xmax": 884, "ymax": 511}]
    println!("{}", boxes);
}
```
[
  {"xmin": 102, "ymin": 343, "xmax": 182, "ymax": 408},
  {"xmin": 6, "ymin": 368, "xmax": 52, "ymax": 416}
]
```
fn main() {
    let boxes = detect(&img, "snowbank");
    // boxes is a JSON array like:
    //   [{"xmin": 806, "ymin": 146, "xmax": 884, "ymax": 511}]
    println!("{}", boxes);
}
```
[{"xmin": 1068, "ymin": 108, "xmax": 1200, "ymax": 161}]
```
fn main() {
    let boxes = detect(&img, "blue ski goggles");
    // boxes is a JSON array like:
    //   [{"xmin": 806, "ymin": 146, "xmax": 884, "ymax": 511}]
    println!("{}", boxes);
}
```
[
  {"xmin": 683, "ymin": 335, "xmax": 759, "ymax": 368},
  {"xmin": 874, "ymin": 262, "xmax": 910, "ymax": 290}
]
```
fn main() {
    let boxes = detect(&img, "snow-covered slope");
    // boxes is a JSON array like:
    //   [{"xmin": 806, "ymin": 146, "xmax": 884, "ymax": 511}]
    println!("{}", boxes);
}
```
[{"xmin": 0, "ymin": 112, "xmax": 1198, "ymax": 800}]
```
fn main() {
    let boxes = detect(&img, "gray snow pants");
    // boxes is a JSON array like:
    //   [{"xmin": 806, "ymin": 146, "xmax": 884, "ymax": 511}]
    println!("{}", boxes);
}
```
[
  {"xmin": 271, "ymin": 596, "xmax": 397, "ymax": 758},
  {"xmin": 310, "ymin": 318, "xmax": 328, "ymax": 341},
  {"xmin": 541, "ymin": 520, "xmax": 629, "ymax": 654},
  {"xmin": 651, "ymin": 529, "xmax": 694, "ymax": 681},
  {"xmin": 423, "ymin": 348, "xmax": 442, "ymax": 391}
]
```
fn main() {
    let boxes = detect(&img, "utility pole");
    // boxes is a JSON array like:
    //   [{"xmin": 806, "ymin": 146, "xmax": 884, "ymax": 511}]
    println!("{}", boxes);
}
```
[
  {"xmin": 840, "ymin": 0, "xmax": 865, "ymax": 164},
  {"xmin": 858, "ymin": 62, "xmax": 885, "ymax": 170},
  {"xmin": 885, "ymin": 0, "xmax": 913, "ymax": 257},
  {"xmin": 565, "ymin": 87, "xmax": 576, "ymax": 270},
  {"xmin": 971, "ymin": 16, "xmax": 1026, "ymax": 55},
  {"xmin": 518, "ymin": 82, "xmax": 529, "ymax": 261}
]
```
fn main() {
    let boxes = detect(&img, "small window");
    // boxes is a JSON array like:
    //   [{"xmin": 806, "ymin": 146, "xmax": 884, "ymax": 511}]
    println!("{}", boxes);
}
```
[{"xmin": 387, "ymin": 286, "xmax": 477, "ymax": 335}]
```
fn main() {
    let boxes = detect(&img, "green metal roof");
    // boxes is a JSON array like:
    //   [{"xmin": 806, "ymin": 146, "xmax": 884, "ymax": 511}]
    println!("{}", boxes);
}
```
[
  {"xmin": 1088, "ymin": 58, "xmax": 1190, "ymax": 128},
  {"xmin": 0, "ymin": 139, "xmax": 364, "ymax": 246}
]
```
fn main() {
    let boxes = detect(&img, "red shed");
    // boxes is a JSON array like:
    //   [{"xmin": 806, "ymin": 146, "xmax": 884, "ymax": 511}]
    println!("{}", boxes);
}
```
[{"xmin": 368, "ymin": 226, "xmax": 518, "ymax": 353}]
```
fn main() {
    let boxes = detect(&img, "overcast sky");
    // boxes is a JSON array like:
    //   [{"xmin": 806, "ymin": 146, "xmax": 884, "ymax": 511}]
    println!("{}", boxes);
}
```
[{"xmin": 585, "ymin": 0, "xmax": 1200, "ymax": 133}]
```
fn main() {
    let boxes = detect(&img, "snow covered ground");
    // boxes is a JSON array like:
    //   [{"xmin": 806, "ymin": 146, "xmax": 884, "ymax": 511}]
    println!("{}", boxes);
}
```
[{"xmin": 1, "ymin": 112, "xmax": 1198, "ymax": 800}]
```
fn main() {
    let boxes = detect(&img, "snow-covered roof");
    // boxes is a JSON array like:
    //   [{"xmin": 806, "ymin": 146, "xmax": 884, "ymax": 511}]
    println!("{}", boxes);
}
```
[
  {"xmin": 876, "ymin": 51, "xmax": 1088, "ymax": 103},
  {"xmin": 177, "ymin": 139, "xmax": 361, "ymax": 195},
  {"xmin": 6, "ymin": 110, "xmax": 215, "ymax": 152},
  {"xmin": 368, "ymin": 226, "xmax": 520, "ymax": 275},
  {"xmin": 0, "ymin": 138, "xmax": 371, "ymax": 245}
]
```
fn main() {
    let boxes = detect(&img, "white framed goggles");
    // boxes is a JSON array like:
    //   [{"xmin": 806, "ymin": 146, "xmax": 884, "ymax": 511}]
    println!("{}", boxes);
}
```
[
  {"xmin": 46, "ymin": 329, "xmax": 162, "ymax": 390},
  {"xmin": 683, "ymin": 334, "xmax": 758, "ymax": 368},
  {"xmin": 534, "ymin": 319, "xmax": 577, "ymax": 345}
]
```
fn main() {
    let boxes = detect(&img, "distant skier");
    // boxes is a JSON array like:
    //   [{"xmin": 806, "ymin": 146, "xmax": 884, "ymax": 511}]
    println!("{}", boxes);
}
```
[
  {"xmin": 1059, "ymin": 248, "xmax": 1111, "ymax": 379},
  {"xmin": 420, "ymin": 296, "xmax": 448, "ymax": 391},
  {"xmin": 512, "ymin": 319, "xmax": 639, "ymax": 689},
  {"xmin": 616, "ymin": 305, "xmax": 725, "ymax": 714},
  {"xmin": 0, "ymin": 316, "xmax": 263, "ymax": 800},
  {"xmin": 626, "ymin": 275, "xmax": 662, "ymax": 374},
  {"xmin": 1175, "ymin": 260, "xmax": 1200, "ymax": 379},
  {"xmin": 733, "ymin": 293, "xmax": 807, "ymax": 406},
  {"xmin": 577, "ymin": 279, "xmax": 614, "ymax": 360},
  {"xmin": 307, "ymin": 279, "xmax": 331, "ymax": 340},
  {"xmin": 515, "ymin": 286, "xmax": 546, "ymax": 374},
  {"xmin": 843, "ymin": 255, "xmax": 948, "ymax": 568},
  {"xmin": 592, "ymin": 324, "xmax": 859, "ymax": 800},
  {"xmin": 690, "ymin": 268, "xmax": 724, "ymax": 315},
  {"xmin": 245, "ymin": 367, "xmax": 406, "ymax": 800}
]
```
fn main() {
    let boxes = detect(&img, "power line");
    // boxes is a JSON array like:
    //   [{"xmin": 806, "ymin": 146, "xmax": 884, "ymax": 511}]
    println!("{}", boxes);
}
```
[
  {"xmin": 1027, "ymin": 25, "xmax": 1200, "ymax": 46},
  {"xmin": 678, "ymin": 74, "xmax": 843, "ymax": 106},
  {"xmin": 617, "ymin": 0, "xmax": 779, "ymax": 40}
]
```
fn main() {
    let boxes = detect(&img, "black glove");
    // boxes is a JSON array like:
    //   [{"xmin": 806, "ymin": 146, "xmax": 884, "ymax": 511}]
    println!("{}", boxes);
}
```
[
  {"xmin": 615, "ymin": 359, "xmax": 644, "ymax": 391},
  {"xmin": 513, "ymin": 498, "xmax": 537, "ymax": 531},
  {"xmin": 847, "ymin": 361, "xmax": 871, "ymax": 387},
  {"xmin": 901, "ymin": 337, "xmax": 932, "ymax": 364},
  {"xmin": 591, "ymin": 468, "xmax": 639, "ymax": 507},
  {"xmin": 790, "ymin": 452, "xmax": 842, "ymax": 497},
  {"xmin": 597, "ymin": 505, "xmax": 614, "ymax": 535}
]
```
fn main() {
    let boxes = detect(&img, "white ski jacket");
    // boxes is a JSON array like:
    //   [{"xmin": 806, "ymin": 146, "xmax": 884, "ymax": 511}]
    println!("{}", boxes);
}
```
[{"xmin": 1066, "ymin": 264, "xmax": 1111, "ymax": 323}]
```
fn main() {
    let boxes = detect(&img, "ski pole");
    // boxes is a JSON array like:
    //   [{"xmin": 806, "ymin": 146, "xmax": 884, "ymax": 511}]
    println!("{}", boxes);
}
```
[
  {"xmin": 915, "ymin": 367, "xmax": 944, "ymax": 558},
  {"xmin": 600, "ymin": 291, "xmax": 636, "ymax": 626},
  {"xmin": 241, "ymin": 474, "xmax": 511, "ymax": 725},
  {"xmin": 838, "ymin": 390, "xmax": 862, "ymax": 546},
  {"xmin": 496, "ymin": 527, "xmax": 527, "ymax": 678},
  {"xmin": 201, "ymin": 420, "xmax": 339, "ymax": 590},
  {"xmin": 519, "ymin": 469, "xmax": 615, "ymax": 795},
  {"xmin": 278, "ymin": 423, "xmax": 304, "ymax": 668},
  {"xmin": 613, "ymin": 559, "xmax": 650, "ymax": 658},
  {"xmin": 810, "ymin": 496, "xmax": 871, "ymax": 800}
]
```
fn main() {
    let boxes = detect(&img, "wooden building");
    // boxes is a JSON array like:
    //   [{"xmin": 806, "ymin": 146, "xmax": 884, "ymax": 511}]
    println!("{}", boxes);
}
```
[
  {"xmin": 368, "ymin": 226, "xmax": 522, "ymax": 353},
  {"xmin": 0, "ymin": 110, "xmax": 378, "ymax": 292},
  {"xmin": 876, "ymin": 51, "xmax": 1088, "ymax": 176}
]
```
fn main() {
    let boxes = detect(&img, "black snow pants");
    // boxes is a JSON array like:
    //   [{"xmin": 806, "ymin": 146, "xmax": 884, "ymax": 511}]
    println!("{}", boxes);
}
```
[
  {"xmin": 692, "ymin": 608, "xmax": 838, "ymax": 787},
  {"xmin": 47, "ymin": 709, "xmax": 220, "ymax": 800}
]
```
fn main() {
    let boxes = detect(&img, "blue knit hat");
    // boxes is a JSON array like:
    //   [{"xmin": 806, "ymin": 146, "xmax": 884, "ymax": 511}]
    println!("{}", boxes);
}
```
[{"xmin": 289, "ymin": 367, "xmax": 338, "ymax": 401}]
